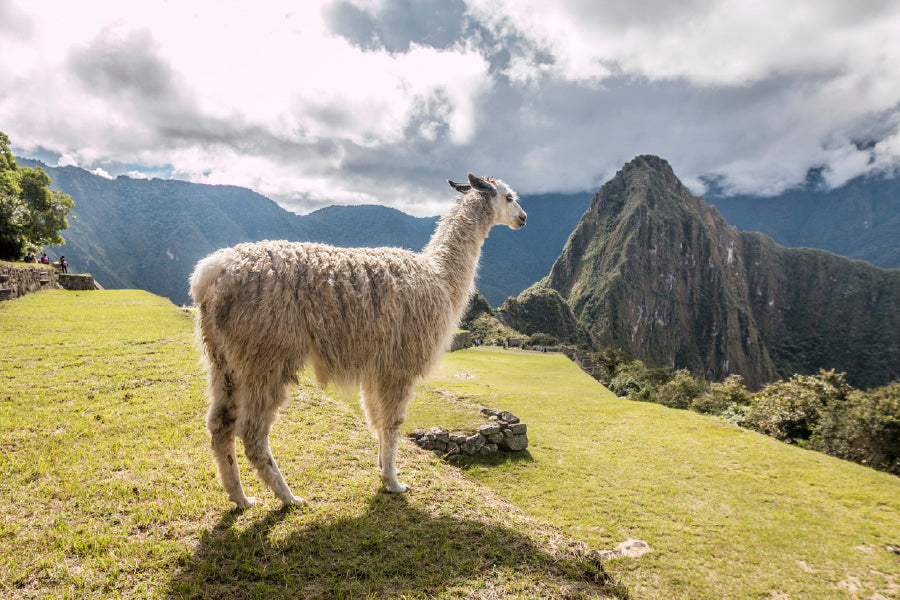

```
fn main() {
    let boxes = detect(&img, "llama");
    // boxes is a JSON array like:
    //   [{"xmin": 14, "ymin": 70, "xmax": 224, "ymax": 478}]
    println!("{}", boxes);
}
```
[{"xmin": 190, "ymin": 173, "xmax": 527, "ymax": 508}]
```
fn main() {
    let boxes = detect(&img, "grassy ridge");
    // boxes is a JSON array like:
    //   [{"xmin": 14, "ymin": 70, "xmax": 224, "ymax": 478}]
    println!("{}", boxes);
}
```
[
  {"xmin": 405, "ymin": 347, "xmax": 900, "ymax": 599},
  {"xmin": 0, "ymin": 290, "xmax": 622, "ymax": 599}
]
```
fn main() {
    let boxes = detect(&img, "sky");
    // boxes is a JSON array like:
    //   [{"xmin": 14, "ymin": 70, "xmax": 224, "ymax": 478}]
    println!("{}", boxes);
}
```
[{"xmin": 2, "ymin": 0, "xmax": 899, "ymax": 217}]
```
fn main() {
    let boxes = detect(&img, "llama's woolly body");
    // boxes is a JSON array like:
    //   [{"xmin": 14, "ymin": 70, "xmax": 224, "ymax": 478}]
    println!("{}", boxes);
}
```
[{"xmin": 191, "ymin": 174, "xmax": 526, "ymax": 507}]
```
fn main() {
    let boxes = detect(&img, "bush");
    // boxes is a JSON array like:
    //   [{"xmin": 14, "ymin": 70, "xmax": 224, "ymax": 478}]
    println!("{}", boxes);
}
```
[
  {"xmin": 744, "ymin": 371, "xmax": 848, "ymax": 443},
  {"xmin": 608, "ymin": 360, "xmax": 660, "ymax": 403},
  {"xmin": 657, "ymin": 369, "xmax": 704, "ymax": 409},
  {"xmin": 813, "ymin": 382, "xmax": 900, "ymax": 474},
  {"xmin": 691, "ymin": 375, "xmax": 752, "ymax": 415},
  {"xmin": 718, "ymin": 404, "xmax": 752, "ymax": 427},
  {"xmin": 608, "ymin": 371, "xmax": 645, "ymax": 398}
]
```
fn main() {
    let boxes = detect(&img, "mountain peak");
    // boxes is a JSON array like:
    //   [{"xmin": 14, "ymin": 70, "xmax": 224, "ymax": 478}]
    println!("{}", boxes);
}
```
[
  {"xmin": 622, "ymin": 154, "xmax": 675, "ymax": 175},
  {"xmin": 580, "ymin": 154, "xmax": 699, "ymax": 224},
  {"xmin": 547, "ymin": 156, "xmax": 900, "ymax": 388}
]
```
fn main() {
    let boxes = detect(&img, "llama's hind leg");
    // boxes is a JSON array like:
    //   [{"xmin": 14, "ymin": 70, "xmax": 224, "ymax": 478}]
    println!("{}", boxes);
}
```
[
  {"xmin": 238, "ymin": 381, "xmax": 307, "ymax": 507},
  {"xmin": 206, "ymin": 366, "xmax": 256, "ymax": 509},
  {"xmin": 363, "ymin": 379, "xmax": 414, "ymax": 493},
  {"xmin": 378, "ymin": 426, "xmax": 408, "ymax": 493}
]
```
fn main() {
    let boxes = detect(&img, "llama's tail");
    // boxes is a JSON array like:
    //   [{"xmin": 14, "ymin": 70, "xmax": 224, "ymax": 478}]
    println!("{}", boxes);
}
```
[{"xmin": 190, "ymin": 249, "xmax": 235, "ymax": 306}]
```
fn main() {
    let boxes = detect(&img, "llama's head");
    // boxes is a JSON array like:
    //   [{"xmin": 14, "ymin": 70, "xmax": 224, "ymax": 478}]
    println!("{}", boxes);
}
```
[{"xmin": 448, "ymin": 173, "xmax": 527, "ymax": 229}]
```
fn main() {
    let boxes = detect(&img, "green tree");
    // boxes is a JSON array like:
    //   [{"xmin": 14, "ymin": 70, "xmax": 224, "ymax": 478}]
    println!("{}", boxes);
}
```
[{"xmin": 0, "ymin": 132, "xmax": 74, "ymax": 260}]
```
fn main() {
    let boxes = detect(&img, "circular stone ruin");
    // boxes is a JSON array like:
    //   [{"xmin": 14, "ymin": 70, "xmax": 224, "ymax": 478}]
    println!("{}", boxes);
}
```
[{"xmin": 408, "ymin": 408, "xmax": 529, "ymax": 461}]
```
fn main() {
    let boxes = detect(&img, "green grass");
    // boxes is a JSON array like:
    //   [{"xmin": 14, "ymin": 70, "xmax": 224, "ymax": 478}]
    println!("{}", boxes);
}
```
[
  {"xmin": 2, "ymin": 260, "xmax": 57, "ymax": 269},
  {"xmin": 3, "ymin": 291, "xmax": 898, "ymax": 599},
  {"xmin": 402, "ymin": 347, "xmax": 900, "ymax": 600},
  {"xmin": 0, "ymin": 290, "xmax": 622, "ymax": 599}
]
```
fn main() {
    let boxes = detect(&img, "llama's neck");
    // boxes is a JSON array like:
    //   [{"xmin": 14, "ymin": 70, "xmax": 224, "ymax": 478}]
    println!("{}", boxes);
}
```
[{"xmin": 424, "ymin": 195, "xmax": 493, "ymax": 314}]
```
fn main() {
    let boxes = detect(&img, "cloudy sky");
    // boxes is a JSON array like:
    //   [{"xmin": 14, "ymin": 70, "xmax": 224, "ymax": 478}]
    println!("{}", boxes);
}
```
[{"xmin": 2, "ymin": 0, "xmax": 899, "ymax": 216}]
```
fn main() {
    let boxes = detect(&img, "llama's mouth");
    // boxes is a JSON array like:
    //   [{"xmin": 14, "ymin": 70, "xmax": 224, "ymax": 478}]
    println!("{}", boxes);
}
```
[{"xmin": 514, "ymin": 215, "xmax": 527, "ymax": 228}]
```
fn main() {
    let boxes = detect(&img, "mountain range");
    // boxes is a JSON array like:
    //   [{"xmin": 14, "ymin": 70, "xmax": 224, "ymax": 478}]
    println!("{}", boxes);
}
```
[
  {"xmin": 20, "ymin": 156, "xmax": 900, "ymax": 388},
  {"xmin": 710, "ymin": 174, "xmax": 900, "ymax": 270},
  {"xmin": 19, "ymin": 159, "xmax": 588, "ymax": 306}
]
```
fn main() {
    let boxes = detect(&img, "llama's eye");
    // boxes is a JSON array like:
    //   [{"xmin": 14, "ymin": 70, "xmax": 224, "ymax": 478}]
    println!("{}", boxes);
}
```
[{"xmin": 506, "ymin": 194, "xmax": 513, "ymax": 202}]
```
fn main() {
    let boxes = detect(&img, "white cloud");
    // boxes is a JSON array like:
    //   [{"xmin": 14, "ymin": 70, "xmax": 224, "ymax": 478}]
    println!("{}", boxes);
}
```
[
  {"xmin": 466, "ymin": 0, "xmax": 900, "ymax": 87},
  {"xmin": 1, "ymin": 0, "xmax": 899, "ymax": 215},
  {"xmin": 89, "ymin": 167, "xmax": 113, "ymax": 179},
  {"xmin": 56, "ymin": 154, "xmax": 78, "ymax": 168}
]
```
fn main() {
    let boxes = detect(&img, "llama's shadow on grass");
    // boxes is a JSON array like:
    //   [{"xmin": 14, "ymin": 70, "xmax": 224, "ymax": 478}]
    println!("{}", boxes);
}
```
[
  {"xmin": 452, "ymin": 449, "xmax": 536, "ymax": 468},
  {"xmin": 166, "ymin": 492, "xmax": 625, "ymax": 599}
]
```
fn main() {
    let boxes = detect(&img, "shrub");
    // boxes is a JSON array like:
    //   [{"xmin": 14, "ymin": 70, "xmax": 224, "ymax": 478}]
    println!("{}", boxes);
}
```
[
  {"xmin": 718, "ymin": 404, "xmax": 752, "ymax": 427},
  {"xmin": 744, "ymin": 371, "xmax": 847, "ymax": 443},
  {"xmin": 657, "ymin": 369, "xmax": 704, "ymax": 409},
  {"xmin": 813, "ymin": 382, "xmax": 900, "ymax": 474},
  {"xmin": 691, "ymin": 375, "xmax": 751, "ymax": 415},
  {"xmin": 594, "ymin": 346, "xmax": 633, "ymax": 385},
  {"xmin": 608, "ymin": 372, "xmax": 645, "ymax": 398},
  {"xmin": 608, "ymin": 360, "xmax": 660, "ymax": 403}
]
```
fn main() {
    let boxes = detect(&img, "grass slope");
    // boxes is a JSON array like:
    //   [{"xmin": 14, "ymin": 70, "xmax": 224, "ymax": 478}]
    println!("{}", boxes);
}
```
[
  {"xmin": 0, "ymin": 290, "xmax": 621, "ymax": 599},
  {"xmin": 405, "ymin": 347, "xmax": 900, "ymax": 600}
]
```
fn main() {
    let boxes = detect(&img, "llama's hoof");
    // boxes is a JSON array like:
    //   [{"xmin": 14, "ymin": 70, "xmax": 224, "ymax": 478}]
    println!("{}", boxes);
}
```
[
  {"xmin": 233, "ymin": 496, "xmax": 258, "ymax": 510},
  {"xmin": 386, "ymin": 482, "xmax": 409, "ymax": 494},
  {"xmin": 284, "ymin": 495, "xmax": 308, "ymax": 507}
]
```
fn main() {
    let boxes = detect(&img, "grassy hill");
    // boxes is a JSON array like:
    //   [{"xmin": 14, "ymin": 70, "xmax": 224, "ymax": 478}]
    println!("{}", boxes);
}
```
[
  {"xmin": 0, "ymin": 290, "xmax": 622, "ymax": 599},
  {"xmin": 407, "ymin": 348, "xmax": 899, "ymax": 598},
  {"xmin": 2, "ymin": 291, "xmax": 898, "ymax": 599}
]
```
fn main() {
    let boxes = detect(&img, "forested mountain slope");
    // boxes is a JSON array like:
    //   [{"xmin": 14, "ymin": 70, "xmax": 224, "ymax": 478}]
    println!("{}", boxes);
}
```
[{"xmin": 544, "ymin": 156, "xmax": 900, "ymax": 388}]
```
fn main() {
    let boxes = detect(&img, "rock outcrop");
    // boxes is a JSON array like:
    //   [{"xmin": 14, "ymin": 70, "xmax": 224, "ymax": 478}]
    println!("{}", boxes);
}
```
[{"xmin": 409, "ymin": 408, "xmax": 529, "ymax": 460}]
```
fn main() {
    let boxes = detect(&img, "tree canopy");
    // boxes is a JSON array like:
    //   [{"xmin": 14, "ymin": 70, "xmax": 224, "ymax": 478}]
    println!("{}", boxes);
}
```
[{"xmin": 0, "ymin": 132, "xmax": 74, "ymax": 260}]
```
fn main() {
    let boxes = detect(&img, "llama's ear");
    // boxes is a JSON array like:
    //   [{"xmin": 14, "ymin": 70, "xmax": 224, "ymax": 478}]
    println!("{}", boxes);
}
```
[
  {"xmin": 448, "ymin": 179, "xmax": 471, "ymax": 193},
  {"xmin": 467, "ymin": 173, "xmax": 494, "ymax": 193}
]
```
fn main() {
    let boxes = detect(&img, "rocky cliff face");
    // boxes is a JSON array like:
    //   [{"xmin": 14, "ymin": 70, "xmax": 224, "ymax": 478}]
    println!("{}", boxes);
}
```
[{"xmin": 546, "ymin": 156, "xmax": 900, "ymax": 389}]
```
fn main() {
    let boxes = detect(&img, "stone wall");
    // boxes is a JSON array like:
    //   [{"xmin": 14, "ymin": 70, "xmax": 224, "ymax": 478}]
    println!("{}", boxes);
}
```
[
  {"xmin": 450, "ymin": 330, "xmax": 473, "ymax": 351},
  {"xmin": 409, "ymin": 408, "xmax": 529, "ymax": 461},
  {"xmin": 0, "ymin": 264, "xmax": 60, "ymax": 301},
  {"xmin": 58, "ymin": 273, "xmax": 100, "ymax": 291},
  {"xmin": 543, "ymin": 345, "xmax": 603, "ymax": 379}
]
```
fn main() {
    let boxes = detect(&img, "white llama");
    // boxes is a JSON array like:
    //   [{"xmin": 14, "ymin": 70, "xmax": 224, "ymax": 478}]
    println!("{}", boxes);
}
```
[{"xmin": 189, "ymin": 173, "xmax": 527, "ymax": 508}]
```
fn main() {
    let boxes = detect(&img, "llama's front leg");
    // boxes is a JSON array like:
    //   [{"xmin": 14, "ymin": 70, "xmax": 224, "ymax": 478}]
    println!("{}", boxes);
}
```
[
  {"xmin": 378, "ymin": 426, "xmax": 408, "ymax": 493},
  {"xmin": 362, "ymin": 380, "xmax": 412, "ymax": 493}
]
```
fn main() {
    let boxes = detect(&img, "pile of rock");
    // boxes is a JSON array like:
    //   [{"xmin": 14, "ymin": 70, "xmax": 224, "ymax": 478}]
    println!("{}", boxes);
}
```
[{"xmin": 408, "ymin": 408, "xmax": 528, "ymax": 460}]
